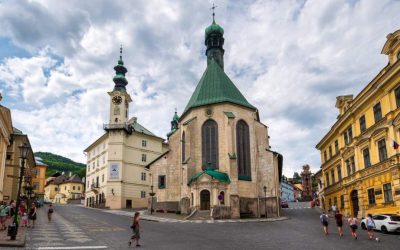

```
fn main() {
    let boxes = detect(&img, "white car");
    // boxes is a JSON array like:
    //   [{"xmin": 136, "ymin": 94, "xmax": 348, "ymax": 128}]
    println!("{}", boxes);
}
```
[{"xmin": 361, "ymin": 214, "xmax": 400, "ymax": 233}]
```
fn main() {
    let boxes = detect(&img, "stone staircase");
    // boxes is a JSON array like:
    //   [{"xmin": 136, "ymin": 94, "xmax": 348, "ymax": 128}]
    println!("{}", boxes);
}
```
[{"xmin": 189, "ymin": 210, "xmax": 212, "ymax": 220}]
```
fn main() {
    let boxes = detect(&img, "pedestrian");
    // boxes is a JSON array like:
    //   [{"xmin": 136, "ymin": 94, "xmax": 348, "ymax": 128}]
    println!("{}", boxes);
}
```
[
  {"xmin": 47, "ymin": 204, "xmax": 54, "ymax": 222},
  {"xmin": 28, "ymin": 203, "xmax": 37, "ymax": 228},
  {"xmin": 366, "ymin": 214, "xmax": 377, "ymax": 241},
  {"xmin": 320, "ymin": 211, "xmax": 329, "ymax": 235},
  {"xmin": 334, "ymin": 210, "xmax": 344, "ymax": 237},
  {"xmin": 21, "ymin": 212, "xmax": 28, "ymax": 227},
  {"xmin": 331, "ymin": 204, "xmax": 337, "ymax": 216},
  {"xmin": 348, "ymin": 215, "xmax": 358, "ymax": 240},
  {"xmin": 129, "ymin": 212, "xmax": 141, "ymax": 247},
  {"xmin": 0, "ymin": 201, "xmax": 9, "ymax": 230}
]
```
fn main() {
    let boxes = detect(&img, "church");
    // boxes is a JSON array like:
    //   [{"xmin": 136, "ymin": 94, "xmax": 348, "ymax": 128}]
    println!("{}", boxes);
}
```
[{"xmin": 148, "ymin": 14, "xmax": 283, "ymax": 219}]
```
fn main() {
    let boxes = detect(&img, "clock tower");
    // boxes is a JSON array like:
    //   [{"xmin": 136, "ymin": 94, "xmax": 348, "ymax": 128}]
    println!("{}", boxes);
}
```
[{"xmin": 108, "ymin": 46, "xmax": 132, "ymax": 125}]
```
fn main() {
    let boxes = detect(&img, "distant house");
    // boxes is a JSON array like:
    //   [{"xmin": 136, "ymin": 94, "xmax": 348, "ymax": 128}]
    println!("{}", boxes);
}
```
[
  {"xmin": 44, "ymin": 172, "xmax": 84, "ymax": 204},
  {"xmin": 280, "ymin": 176, "xmax": 294, "ymax": 202},
  {"xmin": 293, "ymin": 184, "xmax": 303, "ymax": 201}
]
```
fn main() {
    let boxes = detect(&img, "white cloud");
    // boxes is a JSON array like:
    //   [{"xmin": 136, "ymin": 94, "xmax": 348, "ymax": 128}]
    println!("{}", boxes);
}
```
[{"xmin": 1, "ymin": 0, "xmax": 400, "ymax": 177}]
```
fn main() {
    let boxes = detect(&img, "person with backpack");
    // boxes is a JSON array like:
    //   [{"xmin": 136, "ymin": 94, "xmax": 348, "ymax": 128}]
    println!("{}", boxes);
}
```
[
  {"xmin": 320, "ymin": 211, "xmax": 329, "ymax": 235},
  {"xmin": 366, "ymin": 214, "xmax": 377, "ymax": 240},
  {"xmin": 129, "ymin": 212, "xmax": 141, "ymax": 247},
  {"xmin": 334, "ymin": 210, "xmax": 344, "ymax": 237},
  {"xmin": 348, "ymin": 215, "xmax": 358, "ymax": 240}
]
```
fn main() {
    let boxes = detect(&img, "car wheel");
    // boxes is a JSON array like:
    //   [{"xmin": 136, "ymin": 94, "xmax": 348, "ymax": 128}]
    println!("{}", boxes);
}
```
[
  {"xmin": 381, "ymin": 226, "xmax": 388, "ymax": 234},
  {"xmin": 361, "ymin": 222, "xmax": 366, "ymax": 230}
]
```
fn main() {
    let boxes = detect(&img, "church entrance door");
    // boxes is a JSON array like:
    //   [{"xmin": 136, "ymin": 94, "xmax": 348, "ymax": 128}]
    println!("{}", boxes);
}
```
[{"xmin": 200, "ymin": 190, "xmax": 210, "ymax": 210}]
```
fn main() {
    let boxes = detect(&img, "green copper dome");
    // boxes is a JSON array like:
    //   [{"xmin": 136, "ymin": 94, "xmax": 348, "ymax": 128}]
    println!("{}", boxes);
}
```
[{"xmin": 205, "ymin": 20, "xmax": 224, "ymax": 36}]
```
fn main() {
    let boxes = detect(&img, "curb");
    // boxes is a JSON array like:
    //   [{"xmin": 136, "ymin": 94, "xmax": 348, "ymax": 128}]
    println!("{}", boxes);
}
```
[{"xmin": 0, "ymin": 228, "xmax": 26, "ymax": 248}]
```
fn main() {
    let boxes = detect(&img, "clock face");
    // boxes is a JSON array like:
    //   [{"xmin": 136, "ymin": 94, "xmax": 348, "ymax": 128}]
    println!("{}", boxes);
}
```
[{"xmin": 112, "ymin": 96, "xmax": 122, "ymax": 105}]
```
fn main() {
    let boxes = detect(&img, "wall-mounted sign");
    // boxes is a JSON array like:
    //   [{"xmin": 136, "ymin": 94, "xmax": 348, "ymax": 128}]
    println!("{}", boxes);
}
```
[{"xmin": 109, "ymin": 163, "xmax": 120, "ymax": 179}]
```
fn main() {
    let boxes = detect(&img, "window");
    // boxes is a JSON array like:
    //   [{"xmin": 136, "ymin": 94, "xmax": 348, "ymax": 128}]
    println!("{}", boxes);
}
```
[
  {"xmin": 378, "ymin": 139, "xmax": 387, "ymax": 162},
  {"xmin": 395, "ymin": 86, "xmax": 400, "ymax": 108},
  {"xmin": 323, "ymin": 151, "xmax": 327, "ymax": 162},
  {"xmin": 202, "ymin": 119, "xmax": 218, "ymax": 169},
  {"xmin": 328, "ymin": 146, "xmax": 332, "ymax": 158},
  {"xmin": 92, "ymin": 162, "xmax": 95, "ymax": 169},
  {"xmin": 340, "ymin": 195, "xmax": 344, "ymax": 209},
  {"xmin": 141, "ymin": 172, "xmax": 146, "ymax": 181},
  {"xmin": 328, "ymin": 198, "xmax": 332, "ymax": 208},
  {"xmin": 182, "ymin": 132, "xmax": 186, "ymax": 162},
  {"xmin": 102, "ymin": 174, "xmax": 104, "ymax": 182},
  {"xmin": 343, "ymin": 126, "xmax": 353, "ymax": 145},
  {"xmin": 373, "ymin": 102, "xmax": 382, "ymax": 123},
  {"xmin": 337, "ymin": 165, "xmax": 342, "ymax": 181},
  {"xmin": 383, "ymin": 183, "xmax": 393, "ymax": 203},
  {"xmin": 141, "ymin": 191, "xmax": 146, "ymax": 198},
  {"xmin": 102, "ymin": 155, "xmax": 105, "ymax": 164},
  {"xmin": 65, "ymin": 186, "xmax": 67, "ymax": 190},
  {"xmin": 78, "ymin": 186, "xmax": 80, "ymax": 191},
  {"xmin": 142, "ymin": 140, "xmax": 147, "ymax": 147},
  {"xmin": 334, "ymin": 140, "xmax": 339, "ymax": 154},
  {"xmin": 331, "ymin": 170, "xmax": 335, "ymax": 184},
  {"xmin": 325, "ymin": 174, "xmax": 330, "ymax": 187},
  {"xmin": 363, "ymin": 148, "xmax": 371, "ymax": 168},
  {"xmin": 33, "ymin": 182, "xmax": 39, "ymax": 190},
  {"xmin": 368, "ymin": 188, "xmax": 375, "ymax": 205},
  {"xmin": 97, "ymin": 159, "xmax": 99, "ymax": 167},
  {"xmin": 141, "ymin": 154, "xmax": 147, "ymax": 162},
  {"xmin": 333, "ymin": 197, "xmax": 337, "ymax": 206},
  {"xmin": 73, "ymin": 186, "xmax": 76, "ymax": 190},
  {"xmin": 158, "ymin": 175, "xmax": 166, "ymax": 189},
  {"xmin": 6, "ymin": 154, "xmax": 11, "ymax": 160},
  {"xmin": 55, "ymin": 187, "xmax": 58, "ymax": 191},
  {"xmin": 359, "ymin": 115, "xmax": 366, "ymax": 133},
  {"xmin": 236, "ymin": 120, "xmax": 251, "ymax": 180}
]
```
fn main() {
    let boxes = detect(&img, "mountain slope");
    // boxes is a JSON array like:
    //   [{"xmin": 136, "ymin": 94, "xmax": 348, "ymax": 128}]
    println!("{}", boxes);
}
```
[{"xmin": 34, "ymin": 152, "xmax": 86, "ymax": 178}]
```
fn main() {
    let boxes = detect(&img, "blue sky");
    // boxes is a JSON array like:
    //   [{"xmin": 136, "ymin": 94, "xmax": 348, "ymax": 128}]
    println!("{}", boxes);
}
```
[{"xmin": 1, "ymin": 0, "xmax": 400, "ymax": 177}]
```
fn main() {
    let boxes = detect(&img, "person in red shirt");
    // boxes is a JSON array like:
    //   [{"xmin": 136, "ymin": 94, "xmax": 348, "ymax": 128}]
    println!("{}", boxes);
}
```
[{"xmin": 334, "ymin": 210, "xmax": 344, "ymax": 237}]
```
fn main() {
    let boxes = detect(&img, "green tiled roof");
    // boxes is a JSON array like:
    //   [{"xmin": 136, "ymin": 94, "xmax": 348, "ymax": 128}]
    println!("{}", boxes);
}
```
[
  {"xmin": 183, "ymin": 59, "xmax": 256, "ymax": 115},
  {"xmin": 223, "ymin": 111, "xmax": 235, "ymax": 119},
  {"xmin": 188, "ymin": 168, "xmax": 231, "ymax": 185},
  {"xmin": 130, "ymin": 121, "xmax": 156, "ymax": 137}
]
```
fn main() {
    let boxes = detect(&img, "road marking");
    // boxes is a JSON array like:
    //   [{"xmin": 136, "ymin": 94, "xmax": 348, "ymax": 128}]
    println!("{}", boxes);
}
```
[{"xmin": 37, "ymin": 246, "xmax": 107, "ymax": 250}]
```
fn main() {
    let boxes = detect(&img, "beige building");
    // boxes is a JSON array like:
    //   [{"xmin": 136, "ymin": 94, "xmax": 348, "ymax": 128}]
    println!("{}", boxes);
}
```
[
  {"xmin": 148, "ymin": 17, "xmax": 283, "ymax": 219},
  {"xmin": 44, "ymin": 173, "xmax": 84, "ymax": 204},
  {"xmin": 0, "ymin": 98, "xmax": 13, "ymax": 201},
  {"xmin": 84, "ymin": 50, "xmax": 166, "ymax": 209}
]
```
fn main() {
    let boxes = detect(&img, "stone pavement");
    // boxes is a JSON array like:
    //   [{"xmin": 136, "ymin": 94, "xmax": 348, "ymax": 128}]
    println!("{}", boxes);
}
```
[
  {"xmin": 0, "ymin": 217, "xmax": 26, "ymax": 247},
  {"xmin": 85, "ymin": 205, "xmax": 288, "ymax": 223}
]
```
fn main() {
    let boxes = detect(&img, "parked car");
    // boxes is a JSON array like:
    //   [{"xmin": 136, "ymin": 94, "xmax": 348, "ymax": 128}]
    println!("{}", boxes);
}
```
[
  {"xmin": 281, "ymin": 200, "xmax": 289, "ymax": 208},
  {"xmin": 361, "ymin": 214, "xmax": 400, "ymax": 233}
]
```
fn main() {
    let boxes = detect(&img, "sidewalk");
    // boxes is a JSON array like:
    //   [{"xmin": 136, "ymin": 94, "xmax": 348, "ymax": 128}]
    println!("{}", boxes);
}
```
[
  {"xmin": 85, "ymin": 206, "xmax": 288, "ymax": 223},
  {"xmin": 0, "ymin": 218, "xmax": 26, "ymax": 247}
]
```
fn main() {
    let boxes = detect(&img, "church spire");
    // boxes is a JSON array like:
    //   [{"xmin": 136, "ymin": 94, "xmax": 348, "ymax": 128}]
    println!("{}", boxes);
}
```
[
  {"xmin": 112, "ymin": 45, "xmax": 128, "ymax": 91},
  {"xmin": 205, "ymin": 4, "xmax": 225, "ymax": 69}
]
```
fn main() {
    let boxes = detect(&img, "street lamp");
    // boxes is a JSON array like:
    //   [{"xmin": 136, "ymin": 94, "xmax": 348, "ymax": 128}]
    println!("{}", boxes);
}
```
[
  {"xmin": 149, "ymin": 173, "xmax": 155, "ymax": 215},
  {"xmin": 8, "ymin": 143, "xmax": 30, "ymax": 240},
  {"xmin": 263, "ymin": 186, "xmax": 267, "ymax": 218}
]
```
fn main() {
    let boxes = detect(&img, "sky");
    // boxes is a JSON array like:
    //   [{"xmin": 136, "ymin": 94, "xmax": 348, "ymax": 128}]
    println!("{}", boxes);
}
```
[{"xmin": 1, "ymin": 0, "xmax": 400, "ymax": 177}]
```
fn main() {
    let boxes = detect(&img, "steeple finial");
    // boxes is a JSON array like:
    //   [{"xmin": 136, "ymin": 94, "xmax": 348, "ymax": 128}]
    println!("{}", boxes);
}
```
[
  {"xmin": 210, "ymin": 3, "xmax": 217, "ymax": 23},
  {"xmin": 120, "ymin": 44, "xmax": 123, "ymax": 61}
]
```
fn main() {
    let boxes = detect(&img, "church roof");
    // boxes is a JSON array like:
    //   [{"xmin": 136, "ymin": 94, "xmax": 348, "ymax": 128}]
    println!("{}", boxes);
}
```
[
  {"xmin": 188, "ymin": 168, "xmax": 231, "ymax": 185},
  {"xmin": 183, "ymin": 59, "xmax": 256, "ymax": 116}
]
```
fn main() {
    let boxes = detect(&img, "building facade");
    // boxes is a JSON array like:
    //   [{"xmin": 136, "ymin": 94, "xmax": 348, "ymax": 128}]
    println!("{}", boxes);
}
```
[
  {"xmin": 314, "ymin": 169, "xmax": 324, "ymax": 208},
  {"xmin": 44, "ymin": 173, "xmax": 84, "ymax": 204},
  {"xmin": 301, "ymin": 165, "xmax": 313, "ymax": 201},
  {"xmin": 316, "ymin": 30, "xmax": 400, "ymax": 217},
  {"xmin": 281, "ymin": 177, "xmax": 295, "ymax": 202},
  {"xmin": 84, "ymin": 50, "xmax": 166, "ymax": 209},
  {"xmin": 32, "ymin": 157, "xmax": 48, "ymax": 201},
  {"xmin": 0, "ymin": 100, "xmax": 13, "ymax": 201},
  {"xmin": 148, "ymin": 16, "xmax": 283, "ymax": 219}
]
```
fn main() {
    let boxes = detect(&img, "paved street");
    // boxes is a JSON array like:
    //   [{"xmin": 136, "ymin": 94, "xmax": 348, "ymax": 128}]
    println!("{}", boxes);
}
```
[{"xmin": 13, "ymin": 203, "xmax": 398, "ymax": 249}]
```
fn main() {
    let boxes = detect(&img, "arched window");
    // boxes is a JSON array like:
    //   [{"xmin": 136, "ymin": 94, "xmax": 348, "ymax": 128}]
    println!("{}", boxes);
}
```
[
  {"xmin": 236, "ymin": 120, "xmax": 251, "ymax": 180},
  {"xmin": 182, "ymin": 131, "xmax": 186, "ymax": 162},
  {"xmin": 202, "ymin": 119, "xmax": 218, "ymax": 169}
]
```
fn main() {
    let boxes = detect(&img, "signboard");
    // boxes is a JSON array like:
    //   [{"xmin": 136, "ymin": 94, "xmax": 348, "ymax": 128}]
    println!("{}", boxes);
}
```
[{"xmin": 109, "ymin": 163, "xmax": 120, "ymax": 179}]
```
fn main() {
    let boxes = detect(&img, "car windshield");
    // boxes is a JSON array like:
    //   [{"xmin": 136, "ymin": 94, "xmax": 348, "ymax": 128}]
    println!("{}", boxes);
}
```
[{"xmin": 390, "ymin": 216, "xmax": 400, "ymax": 221}]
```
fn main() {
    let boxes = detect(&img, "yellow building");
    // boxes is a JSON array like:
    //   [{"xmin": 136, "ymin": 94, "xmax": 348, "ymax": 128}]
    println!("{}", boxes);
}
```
[
  {"xmin": 44, "ymin": 173, "xmax": 84, "ymax": 204},
  {"xmin": 316, "ymin": 30, "xmax": 400, "ymax": 218},
  {"xmin": 0, "ymin": 98, "xmax": 13, "ymax": 201},
  {"xmin": 32, "ymin": 157, "xmax": 48, "ymax": 201}
]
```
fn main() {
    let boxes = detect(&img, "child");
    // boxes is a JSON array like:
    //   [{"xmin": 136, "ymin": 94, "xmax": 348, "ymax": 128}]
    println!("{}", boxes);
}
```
[{"xmin": 22, "ymin": 212, "xmax": 28, "ymax": 227}]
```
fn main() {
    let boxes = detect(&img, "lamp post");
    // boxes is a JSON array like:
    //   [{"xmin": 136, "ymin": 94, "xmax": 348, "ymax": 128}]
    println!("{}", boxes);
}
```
[
  {"xmin": 8, "ymin": 143, "xmax": 30, "ymax": 240},
  {"xmin": 263, "ymin": 186, "xmax": 267, "ymax": 218},
  {"xmin": 149, "ymin": 173, "xmax": 155, "ymax": 215}
]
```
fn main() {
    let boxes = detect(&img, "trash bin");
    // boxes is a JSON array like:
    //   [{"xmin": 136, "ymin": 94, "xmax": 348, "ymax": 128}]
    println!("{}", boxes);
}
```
[{"xmin": 7, "ymin": 223, "xmax": 17, "ymax": 240}]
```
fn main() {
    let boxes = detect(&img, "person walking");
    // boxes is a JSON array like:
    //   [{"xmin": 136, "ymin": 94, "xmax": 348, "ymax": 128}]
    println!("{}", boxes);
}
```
[
  {"xmin": 348, "ymin": 215, "xmax": 358, "ymax": 240},
  {"xmin": 47, "ymin": 204, "xmax": 54, "ymax": 222},
  {"xmin": 320, "ymin": 211, "xmax": 329, "ymax": 235},
  {"xmin": 366, "ymin": 214, "xmax": 377, "ymax": 240},
  {"xmin": 331, "ymin": 204, "xmax": 337, "ymax": 216},
  {"xmin": 334, "ymin": 210, "xmax": 344, "ymax": 237},
  {"xmin": 129, "ymin": 212, "xmax": 141, "ymax": 247},
  {"xmin": 0, "ymin": 201, "xmax": 9, "ymax": 230},
  {"xmin": 28, "ymin": 203, "xmax": 37, "ymax": 228}
]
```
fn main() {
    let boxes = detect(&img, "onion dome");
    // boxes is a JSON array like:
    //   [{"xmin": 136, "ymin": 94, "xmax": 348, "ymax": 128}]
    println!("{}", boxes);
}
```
[{"xmin": 113, "ymin": 46, "xmax": 128, "ymax": 91}]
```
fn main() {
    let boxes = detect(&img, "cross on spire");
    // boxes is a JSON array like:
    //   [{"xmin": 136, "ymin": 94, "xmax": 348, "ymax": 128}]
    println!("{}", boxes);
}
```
[
  {"xmin": 120, "ymin": 44, "xmax": 123, "ymax": 60},
  {"xmin": 210, "ymin": 3, "xmax": 217, "ymax": 22}
]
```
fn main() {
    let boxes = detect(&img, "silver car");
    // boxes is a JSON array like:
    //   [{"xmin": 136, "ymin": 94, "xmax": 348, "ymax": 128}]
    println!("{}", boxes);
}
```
[{"xmin": 361, "ymin": 214, "xmax": 400, "ymax": 233}]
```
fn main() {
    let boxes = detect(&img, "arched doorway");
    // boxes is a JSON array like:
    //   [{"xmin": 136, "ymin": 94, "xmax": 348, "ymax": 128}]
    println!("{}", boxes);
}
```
[
  {"xmin": 350, "ymin": 190, "xmax": 359, "ymax": 217},
  {"xmin": 200, "ymin": 190, "xmax": 211, "ymax": 210}
]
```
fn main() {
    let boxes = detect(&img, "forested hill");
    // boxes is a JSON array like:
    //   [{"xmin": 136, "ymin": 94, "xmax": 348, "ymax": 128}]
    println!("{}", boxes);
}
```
[{"xmin": 34, "ymin": 152, "xmax": 86, "ymax": 178}]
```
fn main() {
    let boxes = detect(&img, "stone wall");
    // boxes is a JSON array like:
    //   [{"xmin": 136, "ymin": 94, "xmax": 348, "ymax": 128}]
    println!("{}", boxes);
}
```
[{"xmin": 212, "ymin": 206, "xmax": 231, "ymax": 219}]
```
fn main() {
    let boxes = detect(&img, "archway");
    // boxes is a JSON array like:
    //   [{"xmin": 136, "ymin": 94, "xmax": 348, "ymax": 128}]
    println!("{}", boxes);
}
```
[
  {"xmin": 200, "ymin": 190, "xmax": 211, "ymax": 210},
  {"xmin": 350, "ymin": 190, "xmax": 359, "ymax": 217}
]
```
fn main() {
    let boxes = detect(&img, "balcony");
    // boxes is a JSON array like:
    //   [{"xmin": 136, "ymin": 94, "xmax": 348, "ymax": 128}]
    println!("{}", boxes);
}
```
[
  {"xmin": 103, "ymin": 123, "xmax": 132, "ymax": 134},
  {"xmin": 90, "ymin": 184, "xmax": 100, "ymax": 193}
]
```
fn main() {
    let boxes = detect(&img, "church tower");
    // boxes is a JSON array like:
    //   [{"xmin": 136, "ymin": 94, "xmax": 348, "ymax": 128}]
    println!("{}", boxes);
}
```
[
  {"xmin": 108, "ymin": 46, "xmax": 132, "ymax": 126},
  {"xmin": 205, "ymin": 7, "xmax": 225, "ymax": 69}
]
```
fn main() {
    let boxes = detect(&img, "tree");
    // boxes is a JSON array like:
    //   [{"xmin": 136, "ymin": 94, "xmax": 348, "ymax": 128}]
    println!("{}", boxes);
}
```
[{"xmin": 293, "ymin": 172, "xmax": 301, "ymax": 183}]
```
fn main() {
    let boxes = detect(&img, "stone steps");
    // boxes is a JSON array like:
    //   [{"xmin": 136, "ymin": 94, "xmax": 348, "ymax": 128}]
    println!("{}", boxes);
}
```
[{"xmin": 189, "ymin": 210, "xmax": 211, "ymax": 220}]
